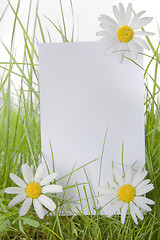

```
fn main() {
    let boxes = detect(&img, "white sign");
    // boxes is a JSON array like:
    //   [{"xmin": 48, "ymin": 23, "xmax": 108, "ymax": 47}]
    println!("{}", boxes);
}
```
[{"xmin": 39, "ymin": 42, "xmax": 145, "ymax": 213}]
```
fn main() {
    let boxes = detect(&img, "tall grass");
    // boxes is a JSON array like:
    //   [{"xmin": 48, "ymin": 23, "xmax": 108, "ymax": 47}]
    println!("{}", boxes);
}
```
[{"xmin": 0, "ymin": 0, "xmax": 160, "ymax": 239}]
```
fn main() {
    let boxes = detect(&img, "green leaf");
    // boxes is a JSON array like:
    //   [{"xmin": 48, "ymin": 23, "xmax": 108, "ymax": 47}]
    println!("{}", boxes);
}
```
[
  {"xmin": 22, "ymin": 217, "xmax": 39, "ymax": 228},
  {"xmin": 1, "ymin": 204, "xmax": 8, "ymax": 213},
  {"xmin": 19, "ymin": 219, "xmax": 26, "ymax": 236},
  {"xmin": 0, "ymin": 219, "xmax": 10, "ymax": 234}
]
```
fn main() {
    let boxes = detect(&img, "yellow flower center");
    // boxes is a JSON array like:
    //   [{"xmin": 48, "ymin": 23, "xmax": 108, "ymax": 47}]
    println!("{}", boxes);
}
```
[
  {"xmin": 118, "ymin": 184, "xmax": 136, "ymax": 203},
  {"xmin": 117, "ymin": 25, "xmax": 134, "ymax": 43},
  {"xmin": 25, "ymin": 182, "xmax": 42, "ymax": 199}
]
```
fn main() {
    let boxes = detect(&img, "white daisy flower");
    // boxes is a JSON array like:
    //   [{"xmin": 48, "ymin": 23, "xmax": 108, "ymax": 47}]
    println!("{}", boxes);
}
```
[
  {"xmin": 96, "ymin": 2, "xmax": 154, "ymax": 62},
  {"xmin": 98, "ymin": 167, "xmax": 155, "ymax": 224},
  {"xmin": 5, "ymin": 163, "xmax": 63, "ymax": 219}
]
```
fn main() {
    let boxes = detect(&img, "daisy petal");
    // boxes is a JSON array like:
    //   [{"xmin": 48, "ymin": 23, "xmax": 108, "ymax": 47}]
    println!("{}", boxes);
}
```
[
  {"xmin": 21, "ymin": 164, "xmax": 33, "ymax": 184},
  {"xmin": 121, "ymin": 202, "xmax": 128, "ymax": 224},
  {"xmin": 119, "ymin": 42, "xmax": 126, "ymax": 63},
  {"xmin": 131, "ymin": 214, "xmax": 138, "ymax": 224},
  {"xmin": 130, "ymin": 11, "xmax": 146, "ymax": 28},
  {"xmin": 40, "ymin": 173, "xmax": 58, "ymax": 186},
  {"xmin": 132, "ymin": 36, "xmax": 150, "ymax": 50},
  {"xmin": 98, "ymin": 187, "xmax": 117, "ymax": 195},
  {"xmin": 19, "ymin": 198, "xmax": 32, "ymax": 216},
  {"xmin": 100, "ymin": 23, "xmax": 116, "ymax": 33},
  {"xmin": 34, "ymin": 163, "xmax": 46, "ymax": 183},
  {"xmin": 131, "ymin": 202, "xmax": 144, "ymax": 220},
  {"xmin": 127, "ymin": 41, "xmax": 138, "ymax": 59},
  {"xmin": 96, "ymin": 30, "xmax": 115, "ymax": 37},
  {"xmin": 134, "ymin": 197, "xmax": 152, "ymax": 211},
  {"xmin": 98, "ymin": 37, "xmax": 112, "ymax": 47},
  {"xmin": 107, "ymin": 200, "xmax": 123, "ymax": 217},
  {"xmin": 130, "ymin": 207, "xmax": 138, "ymax": 224},
  {"xmin": 125, "ymin": 3, "xmax": 132, "ymax": 25},
  {"xmin": 113, "ymin": 5, "xmax": 123, "ymax": 26},
  {"xmin": 38, "ymin": 195, "xmax": 56, "ymax": 212},
  {"xmin": 140, "ymin": 197, "xmax": 155, "ymax": 205},
  {"xmin": 135, "ymin": 179, "xmax": 151, "ymax": 192},
  {"xmin": 104, "ymin": 176, "xmax": 119, "ymax": 189},
  {"xmin": 109, "ymin": 41, "xmax": 122, "ymax": 54},
  {"xmin": 5, "ymin": 187, "xmax": 24, "ymax": 194},
  {"xmin": 42, "ymin": 185, "xmax": 63, "ymax": 194},
  {"xmin": 132, "ymin": 17, "xmax": 153, "ymax": 30},
  {"xmin": 100, "ymin": 18, "xmax": 117, "ymax": 33},
  {"xmin": 33, "ymin": 198, "xmax": 44, "ymax": 219},
  {"xmin": 119, "ymin": 3, "xmax": 125, "ymax": 25},
  {"xmin": 10, "ymin": 173, "xmax": 26, "ymax": 188},
  {"xmin": 124, "ymin": 167, "xmax": 132, "ymax": 184},
  {"xmin": 8, "ymin": 192, "xmax": 27, "ymax": 208},
  {"xmin": 131, "ymin": 170, "xmax": 148, "ymax": 187},
  {"xmin": 103, "ymin": 38, "xmax": 120, "ymax": 53},
  {"xmin": 113, "ymin": 167, "xmax": 124, "ymax": 186},
  {"xmin": 99, "ymin": 15, "xmax": 119, "ymax": 29},
  {"xmin": 136, "ymin": 184, "xmax": 154, "ymax": 195},
  {"xmin": 134, "ymin": 31, "xmax": 154, "ymax": 36}
]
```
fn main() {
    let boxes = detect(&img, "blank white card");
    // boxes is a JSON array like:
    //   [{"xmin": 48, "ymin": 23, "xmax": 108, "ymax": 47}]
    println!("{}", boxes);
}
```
[{"xmin": 39, "ymin": 42, "xmax": 145, "ymax": 213}]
